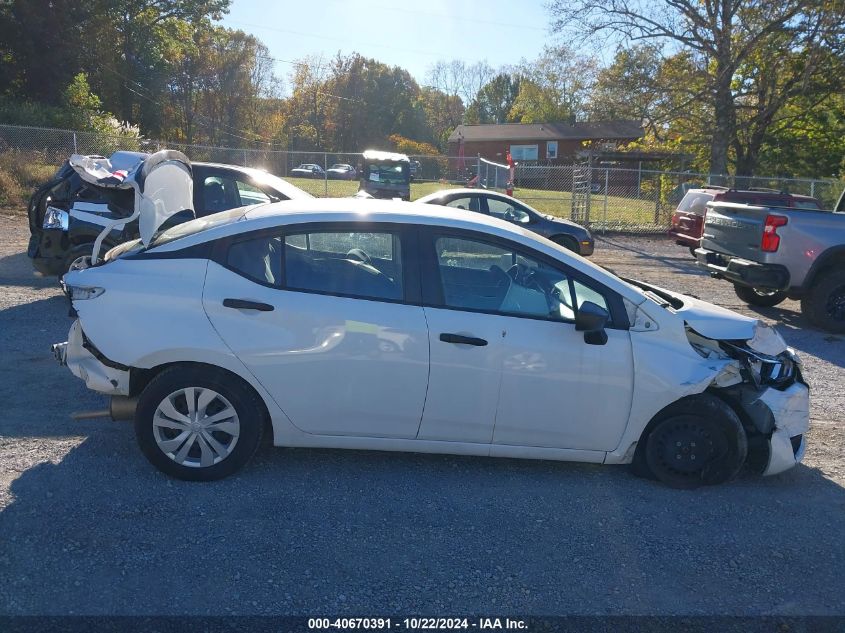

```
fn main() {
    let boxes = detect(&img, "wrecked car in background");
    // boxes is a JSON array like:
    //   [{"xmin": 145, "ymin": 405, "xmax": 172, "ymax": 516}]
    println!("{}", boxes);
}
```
[
  {"xmin": 27, "ymin": 151, "xmax": 311, "ymax": 276},
  {"xmin": 53, "ymin": 197, "xmax": 809, "ymax": 486}
]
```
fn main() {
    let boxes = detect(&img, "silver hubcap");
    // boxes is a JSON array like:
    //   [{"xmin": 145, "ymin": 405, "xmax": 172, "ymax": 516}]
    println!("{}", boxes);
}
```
[{"xmin": 152, "ymin": 387, "xmax": 240, "ymax": 468}]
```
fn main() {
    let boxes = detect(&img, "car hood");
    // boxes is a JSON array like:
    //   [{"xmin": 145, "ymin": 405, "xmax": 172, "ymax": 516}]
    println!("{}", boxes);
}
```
[
  {"xmin": 631, "ymin": 279, "xmax": 759, "ymax": 340},
  {"xmin": 544, "ymin": 215, "xmax": 584, "ymax": 231}
]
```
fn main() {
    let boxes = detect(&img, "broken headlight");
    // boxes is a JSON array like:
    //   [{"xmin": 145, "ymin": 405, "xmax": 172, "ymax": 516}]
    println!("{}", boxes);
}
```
[
  {"xmin": 721, "ymin": 341, "xmax": 799, "ymax": 389},
  {"xmin": 67, "ymin": 285, "xmax": 105, "ymax": 301},
  {"xmin": 42, "ymin": 206, "xmax": 69, "ymax": 230}
]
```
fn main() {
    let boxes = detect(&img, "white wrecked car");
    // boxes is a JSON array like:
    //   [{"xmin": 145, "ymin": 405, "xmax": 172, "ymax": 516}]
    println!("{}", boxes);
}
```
[{"xmin": 53, "ymin": 195, "xmax": 809, "ymax": 486}]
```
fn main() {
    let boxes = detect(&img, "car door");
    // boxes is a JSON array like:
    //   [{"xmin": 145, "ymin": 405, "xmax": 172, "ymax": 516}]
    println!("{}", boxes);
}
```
[
  {"xmin": 202, "ymin": 223, "xmax": 430, "ymax": 439},
  {"xmin": 419, "ymin": 229, "xmax": 634, "ymax": 451}
]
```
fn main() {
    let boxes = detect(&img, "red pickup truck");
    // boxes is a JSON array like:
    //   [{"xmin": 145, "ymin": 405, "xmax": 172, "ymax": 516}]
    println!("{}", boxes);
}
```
[{"xmin": 669, "ymin": 187, "xmax": 823, "ymax": 255}]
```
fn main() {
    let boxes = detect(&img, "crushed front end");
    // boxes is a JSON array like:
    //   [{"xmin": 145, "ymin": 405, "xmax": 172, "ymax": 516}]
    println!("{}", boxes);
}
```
[{"xmin": 687, "ymin": 323, "xmax": 809, "ymax": 476}]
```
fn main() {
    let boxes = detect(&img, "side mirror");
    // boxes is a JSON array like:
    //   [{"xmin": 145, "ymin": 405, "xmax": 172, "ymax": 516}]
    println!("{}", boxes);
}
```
[{"xmin": 575, "ymin": 301, "xmax": 609, "ymax": 345}]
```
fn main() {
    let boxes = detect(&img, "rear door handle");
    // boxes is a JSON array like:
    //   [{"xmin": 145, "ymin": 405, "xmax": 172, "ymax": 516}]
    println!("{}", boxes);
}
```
[
  {"xmin": 439, "ymin": 333, "xmax": 488, "ymax": 347},
  {"xmin": 223, "ymin": 298, "xmax": 274, "ymax": 312}
]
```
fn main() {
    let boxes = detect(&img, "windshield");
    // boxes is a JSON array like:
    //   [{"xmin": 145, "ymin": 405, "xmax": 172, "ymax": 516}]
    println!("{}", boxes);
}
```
[
  {"xmin": 149, "ymin": 207, "xmax": 247, "ymax": 248},
  {"xmin": 366, "ymin": 162, "xmax": 408, "ymax": 185},
  {"xmin": 247, "ymin": 170, "xmax": 313, "ymax": 199}
]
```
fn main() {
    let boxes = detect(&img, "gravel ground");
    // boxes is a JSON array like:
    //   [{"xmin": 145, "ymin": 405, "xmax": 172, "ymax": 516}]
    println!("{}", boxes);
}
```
[{"xmin": 1, "ymin": 211, "xmax": 843, "ymax": 616}]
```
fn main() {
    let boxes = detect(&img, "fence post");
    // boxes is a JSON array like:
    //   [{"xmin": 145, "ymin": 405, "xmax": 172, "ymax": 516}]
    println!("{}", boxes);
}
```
[
  {"xmin": 323, "ymin": 152, "xmax": 328, "ymax": 197},
  {"xmin": 73, "ymin": 132, "xmax": 78, "ymax": 154},
  {"xmin": 654, "ymin": 174, "xmax": 661, "ymax": 225},
  {"xmin": 603, "ymin": 168, "xmax": 609, "ymax": 234},
  {"xmin": 810, "ymin": 181, "xmax": 815, "ymax": 199}
]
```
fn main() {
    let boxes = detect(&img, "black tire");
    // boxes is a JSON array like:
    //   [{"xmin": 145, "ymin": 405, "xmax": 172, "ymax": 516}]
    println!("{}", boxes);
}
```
[
  {"xmin": 135, "ymin": 365, "xmax": 265, "ymax": 481},
  {"xmin": 552, "ymin": 235, "xmax": 579, "ymax": 253},
  {"xmin": 688, "ymin": 246, "xmax": 697, "ymax": 258},
  {"xmin": 639, "ymin": 394, "xmax": 748, "ymax": 489},
  {"xmin": 62, "ymin": 243, "xmax": 96, "ymax": 276},
  {"xmin": 733, "ymin": 283, "xmax": 787, "ymax": 307},
  {"xmin": 801, "ymin": 267, "xmax": 845, "ymax": 333}
]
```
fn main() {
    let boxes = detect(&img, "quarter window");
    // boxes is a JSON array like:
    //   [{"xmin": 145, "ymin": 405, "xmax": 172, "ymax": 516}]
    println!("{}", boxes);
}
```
[
  {"xmin": 284, "ymin": 231, "xmax": 403, "ymax": 301},
  {"xmin": 434, "ymin": 236, "xmax": 580, "ymax": 321}
]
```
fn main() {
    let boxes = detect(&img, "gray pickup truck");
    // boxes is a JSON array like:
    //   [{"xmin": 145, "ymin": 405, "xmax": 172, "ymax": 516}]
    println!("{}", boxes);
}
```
[{"xmin": 695, "ymin": 188, "xmax": 845, "ymax": 332}]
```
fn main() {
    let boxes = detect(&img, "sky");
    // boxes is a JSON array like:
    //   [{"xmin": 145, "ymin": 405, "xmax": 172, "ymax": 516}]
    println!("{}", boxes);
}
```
[{"xmin": 221, "ymin": 0, "xmax": 555, "ymax": 91}]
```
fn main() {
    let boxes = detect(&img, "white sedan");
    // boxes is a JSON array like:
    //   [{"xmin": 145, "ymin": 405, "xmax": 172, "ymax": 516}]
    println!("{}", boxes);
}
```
[{"xmin": 54, "ymin": 198, "xmax": 809, "ymax": 487}]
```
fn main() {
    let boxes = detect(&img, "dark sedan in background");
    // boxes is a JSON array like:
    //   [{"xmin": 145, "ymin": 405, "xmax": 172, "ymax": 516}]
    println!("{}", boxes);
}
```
[
  {"xmin": 327, "ymin": 163, "xmax": 357, "ymax": 180},
  {"xmin": 416, "ymin": 188, "xmax": 594, "ymax": 256}
]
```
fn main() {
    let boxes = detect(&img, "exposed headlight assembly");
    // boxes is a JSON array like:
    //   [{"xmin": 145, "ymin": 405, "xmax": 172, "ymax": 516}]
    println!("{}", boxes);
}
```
[
  {"xmin": 42, "ymin": 206, "xmax": 69, "ymax": 230},
  {"xmin": 67, "ymin": 286, "xmax": 105, "ymax": 301}
]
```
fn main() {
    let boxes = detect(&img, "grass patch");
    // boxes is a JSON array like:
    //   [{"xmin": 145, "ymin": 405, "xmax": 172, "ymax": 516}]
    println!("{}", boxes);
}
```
[
  {"xmin": 0, "ymin": 151, "xmax": 56, "ymax": 211},
  {"xmin": 286, "ymin": 177, "xmax": 671, "ymax": 230}
]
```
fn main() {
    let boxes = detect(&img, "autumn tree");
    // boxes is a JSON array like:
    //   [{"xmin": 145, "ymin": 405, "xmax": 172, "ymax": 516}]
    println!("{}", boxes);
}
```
[{"xmin": 549, "ymin": 0, "xmax": 845, "ymax": 177}]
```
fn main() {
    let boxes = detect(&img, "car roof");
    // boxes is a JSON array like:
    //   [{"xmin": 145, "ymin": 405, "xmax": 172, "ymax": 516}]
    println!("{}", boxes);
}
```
[{"xmin": 416, "ymin": 188, "xmax": 520, "ymax": 203}]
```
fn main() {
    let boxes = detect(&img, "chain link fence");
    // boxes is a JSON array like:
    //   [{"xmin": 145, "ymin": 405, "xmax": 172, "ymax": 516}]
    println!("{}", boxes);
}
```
[{"xmin": 1, "ymin": 123, "xmax": 841, "ymax": 233}]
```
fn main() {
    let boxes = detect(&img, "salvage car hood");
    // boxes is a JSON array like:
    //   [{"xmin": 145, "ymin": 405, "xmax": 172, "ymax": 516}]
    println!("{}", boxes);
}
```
[{"xmin": 630, "ymin": 279, "xmax": 759, "ymax": 340}]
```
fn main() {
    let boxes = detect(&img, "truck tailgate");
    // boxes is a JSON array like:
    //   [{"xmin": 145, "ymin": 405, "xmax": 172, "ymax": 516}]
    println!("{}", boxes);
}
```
[{"xmin": 701, "ymin": 202, "xmax": 767, "ymax": 259}]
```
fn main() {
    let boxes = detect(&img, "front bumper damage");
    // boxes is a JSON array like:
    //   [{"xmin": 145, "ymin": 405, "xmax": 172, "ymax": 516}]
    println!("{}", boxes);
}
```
[
  {"xmin": 52, "ymin": 320, "xmax": 129, "ymax": 396},
  {"xmin": 755, "ymin": 381, "xmax": 809, "ymax": 476}
]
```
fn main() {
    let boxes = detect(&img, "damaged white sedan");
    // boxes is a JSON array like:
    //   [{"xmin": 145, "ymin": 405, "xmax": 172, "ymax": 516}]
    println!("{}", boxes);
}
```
[{"xmin": 53, "ymin": 195, "xmax": 809, "ymax": 486}]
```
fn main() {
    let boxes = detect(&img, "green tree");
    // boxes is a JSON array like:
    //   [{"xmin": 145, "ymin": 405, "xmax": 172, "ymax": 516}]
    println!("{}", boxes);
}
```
[
  {"xmin": 509, "ymin": 46, "xmax": 597, "ymax": 123},
  {"xmin": 549, "ymin": 0, "xmax": 845, "ymax": 177},
  {"xmin": 465, "ymin": 74, "xmax": 521, "ymax": 124}
]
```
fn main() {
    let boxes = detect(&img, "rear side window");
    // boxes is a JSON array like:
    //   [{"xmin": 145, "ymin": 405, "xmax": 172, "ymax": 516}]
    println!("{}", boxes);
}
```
[
  {"xmin": 284, "ymin": 231, "xmax": 403, "ymax": 301},
  {"xmin": 677, "ymin": 192, "xmax": 714, "ymax": 215},
  {"xmin": 227, "ymin": 234, "xmax": 282, "ymax": 287}
]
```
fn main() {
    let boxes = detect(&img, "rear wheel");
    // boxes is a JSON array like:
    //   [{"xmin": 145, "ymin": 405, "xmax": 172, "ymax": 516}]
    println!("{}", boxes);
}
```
[
  {"xmin": 639, "ymin": 394, "xmax": 747, "ymax": 489},
  {"xmin": 733, "ymin": 283, "xmax": 787, "ymax": 307},
  {"xmin": 688, "ymin": 246, "xmax": 697, "ymax": 258},
  {"xmin": 801, "ymin": 268, "xmax": 845, "ymax": 333},
  {"xmin": 135, "ymin": 365, "xmax": 265, "ymax": 481}
]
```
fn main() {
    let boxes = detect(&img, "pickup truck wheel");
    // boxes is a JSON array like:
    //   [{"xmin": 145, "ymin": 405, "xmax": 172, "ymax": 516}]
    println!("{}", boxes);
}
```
[
  {"xmin": 642, "ymin": 395, "xmax": 747, "ymax": 489},
  {"xmin": 135, "ymin": 366, "xmax": 265, "ymax": 481},
  {"xmin": 733, "ymin": 284, "xmax": 787, "ymax": 307},
  {"xmin": 801, "ymin": 268, "xmax": 845, "ymax": 333}
]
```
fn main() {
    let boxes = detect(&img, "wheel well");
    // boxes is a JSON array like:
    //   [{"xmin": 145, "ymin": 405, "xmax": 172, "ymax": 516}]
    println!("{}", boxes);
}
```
[
  {"xmin": 551, "ymin": 234, "xmax": 577, "ymax": 249},
  {"xmin": 806, "ymin": 250, "xmax": 845, "ymax": 288},
  {"xmin": 130, "ymin": 362, "xmax": 273, "ymax": 437},
  {"xmin": 632, "ymin": 390, "xmax": 747, "ymax": 461}
]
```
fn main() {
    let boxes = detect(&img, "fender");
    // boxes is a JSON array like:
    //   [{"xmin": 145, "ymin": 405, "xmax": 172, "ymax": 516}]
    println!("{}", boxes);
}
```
[{"xmin": 803, "ymin": 245, "xmax": 845, "ymax": 289}]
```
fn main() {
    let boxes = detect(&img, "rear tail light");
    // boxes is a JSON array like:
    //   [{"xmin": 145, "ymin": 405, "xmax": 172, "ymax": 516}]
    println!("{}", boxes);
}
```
[{"xmin": 761, "ymin": 215, "xmax": 788, "ymax": 252}]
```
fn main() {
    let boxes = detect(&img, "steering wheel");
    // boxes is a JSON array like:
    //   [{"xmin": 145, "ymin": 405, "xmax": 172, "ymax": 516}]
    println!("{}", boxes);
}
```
[{"xmin": 346, "ymin": 248, "xmax": 372, "ymax": 266}]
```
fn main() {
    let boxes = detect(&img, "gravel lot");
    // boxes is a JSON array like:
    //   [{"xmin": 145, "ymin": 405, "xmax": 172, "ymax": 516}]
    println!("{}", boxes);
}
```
[{"xmin": 1, "ymin": 210, "xmax": 843, "ymax": 616}]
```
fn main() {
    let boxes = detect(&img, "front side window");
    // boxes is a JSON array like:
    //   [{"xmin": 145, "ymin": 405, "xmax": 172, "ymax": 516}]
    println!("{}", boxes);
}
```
[
  {"xmin": 285, "ymin": 231, "xmax": 403, "ymax": 301},
  {"xmin": 434, "ymin": 235, "xmax": 588, "ymax": 321},
  {"xmin": 486, "ymin": 198, "xmax": 531, "ymax": 224},
  {"xmin": 236, "ymin": 180, "xmax": 271, "ymax": 206},
  {"xmin": 445, "ymin": 196, "xmax": 481, "ymax": 212}
]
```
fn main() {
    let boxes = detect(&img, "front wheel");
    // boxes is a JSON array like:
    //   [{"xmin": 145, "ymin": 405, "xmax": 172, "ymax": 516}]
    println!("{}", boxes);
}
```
[
  {"xmin": 135, "ymin": 365, "xmax": 265, "ymax": 481},
  {"xmin": 801, "ymin": 268, "xmax": 845, "ymax": 333},
  {"xmin": 640, "ymin": 394, "xmax": 748, "ymax": 489},
  {"xmin": 733, "ymin": 283, "xmax": 787, "ymax": 307}
]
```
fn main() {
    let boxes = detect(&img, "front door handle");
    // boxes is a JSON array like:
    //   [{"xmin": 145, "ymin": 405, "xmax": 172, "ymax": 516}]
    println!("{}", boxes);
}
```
[
  {"xmin": 223, "ymin": 298, "xmax": 274, "ymax": 312},
  {"xmin": 439, "ymin": 333, "xmax": 488, "ymax": 347}
]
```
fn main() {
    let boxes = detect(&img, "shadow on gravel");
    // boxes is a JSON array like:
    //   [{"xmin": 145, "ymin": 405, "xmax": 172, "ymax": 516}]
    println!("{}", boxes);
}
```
[
  {"xmin": 745, "ymin": 305, "xmax": 845, "ymax": 369},
  {"xmin": 0, "ymin": 252, "xmax": 57, "ymax": 289},
  {"xmin": 595, "ymin": 237, "xmax": 702, "ymax": 276},
  {"xmin": 1, "ymin": 433, "xmax": 844, "ymax": 615}
]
